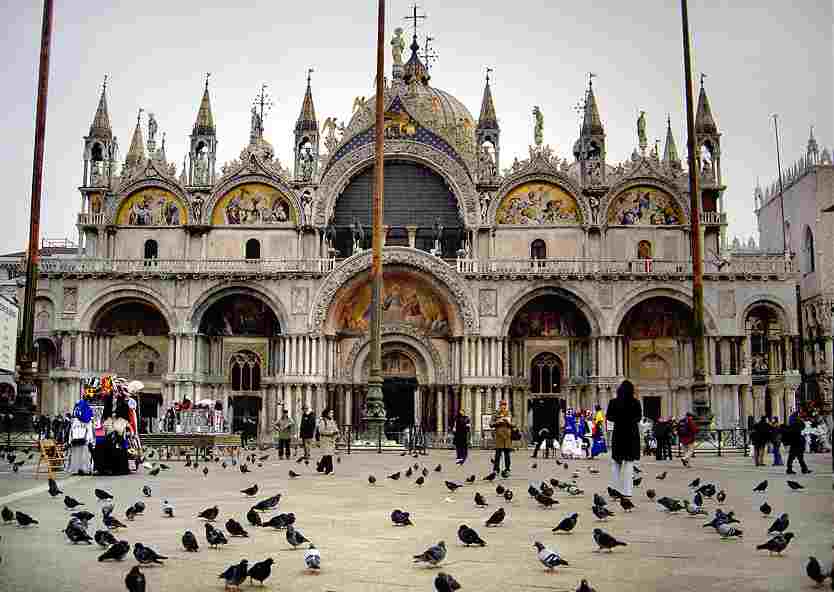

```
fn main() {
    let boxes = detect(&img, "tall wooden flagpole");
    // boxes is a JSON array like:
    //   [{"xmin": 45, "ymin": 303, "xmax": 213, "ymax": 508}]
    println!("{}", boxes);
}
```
[{"xmin": 364, "ymin": 0, "xmax": 387, "ymax": 423}]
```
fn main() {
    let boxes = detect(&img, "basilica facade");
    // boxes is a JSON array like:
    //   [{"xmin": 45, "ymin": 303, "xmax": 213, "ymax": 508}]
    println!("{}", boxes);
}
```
[{"xmin": 18, "ymin": 32, "xmax": 820, "ymax": 441}]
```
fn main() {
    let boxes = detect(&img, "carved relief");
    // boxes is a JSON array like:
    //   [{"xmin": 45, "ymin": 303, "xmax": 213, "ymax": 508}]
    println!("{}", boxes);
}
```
[
  {"xmin": 718, "ymin": 290, "xmax": 736, "ymax": 319},
  {"xmin": 63, "ymin": 288, "xmax": 78, "ymax": 313},
  {"xmin": 479, "ymin": 288, "xmax": 497, "ymax": 317},
  {"xmin": 291, "ymin": 287, "xmax": 308, "ymax": 315},
  {"xmin": 115, "ymin": 342, "xmax": 164, "ymax": 377}
]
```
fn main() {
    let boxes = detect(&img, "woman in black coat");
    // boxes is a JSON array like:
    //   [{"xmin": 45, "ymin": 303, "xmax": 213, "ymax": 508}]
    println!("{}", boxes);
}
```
[
  {"xmin": 452, "ymin": 408, "xmax": 471, "ymax": 465},
  {"xmin": 606, "ymin": 380, "xmax": 642, "ymax": 497}
]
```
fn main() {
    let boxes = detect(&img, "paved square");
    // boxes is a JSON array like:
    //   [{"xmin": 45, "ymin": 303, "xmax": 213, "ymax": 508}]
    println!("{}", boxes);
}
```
[{"xmin": 0, "ymin": 450, "xmax": 831, "ymax": 592}]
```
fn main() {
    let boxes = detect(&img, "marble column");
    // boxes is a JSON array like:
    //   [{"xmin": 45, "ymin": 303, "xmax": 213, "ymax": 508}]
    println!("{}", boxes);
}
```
[
  {"xmin": 473, "ymin": 387, "xmax": 482, "ymax": 434},
  {"xmin": 435, "ymin": 387, "xmax": 443, "ymax": 433},
  {"xmin": 345, "ymin": 387, "xmax": 353, "ymax": 426},
  {"xmin": 414, "ymin": 386, "xmax": 422, "ymax": 428}
]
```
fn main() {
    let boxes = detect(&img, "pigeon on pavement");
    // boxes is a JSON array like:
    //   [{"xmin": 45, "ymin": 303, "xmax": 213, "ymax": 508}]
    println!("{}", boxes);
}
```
[
  {"xmin": 688, "ymin": 478, "xmax": 701, "ymax": 489},
  {"xmin": 805, "ymin": 557, "xmax": 827, "ymax": 585},
  {"xmin": 465, "ymin": 475, "xmax": 475, "ymax": 484},
  {"xmin": 474, "ymin": 492, "xmax": 488, "ymax": 507},
  {"xmin": 1, "ymin": 507, "xmax": 13, "ymax": 524},
  {"xmin": 593, "ymin": 528, "xmax": 627, "ymax": 552},
  {"xmin": 226, "ymin": 518, "xmax": 249, "ymax": 537},
  {"xmin": 94, "ymin": 489, "xmax": 114, "ymax": 502},
  {"xmin": 552, "ymin": 513, "xmax": 579, "ymax": 533},
  {"xmin": 241, "ymin": 484, "xmax": 258, "ymax": 497},
  {"xmin": 768, "ymin": 513, "xmax": 789, "ymax": 534},
  {"xmin": 64, "ymin": 496, "xmax": 84, "ymax": 510},
  {"xmin": 262, "ymin": 513, "xmax": 295, "ymax": 529},
  {"xmin": 434, "ymin": 572, "xmax": 461, "ymax": 592},
  {"xmin": 64, "ymin": 519, "xmax": 93, "ymax": 544},
  {"xmin": 368, "ymin": 475, "xmax": 377, "ymax": 485},
  {"xmin": 435, "ymin": 464, "xmax": 442, "ymax": 472},
  {"xmin": 760, "ymin": 501, "xmax": 772, "ymax": 517},
  {"xmin": 593, "ymin": 493, "xmax": 607, "ymax": 507},
  {"xmin": 197, "ymin": 505, "xmax": 219, "ymax": 521},
  {"xmin": 753, "ymin": 480, "xmax": 768, "ymax": 493},
  {"xmin": 619, "ymin": 497, "xmax": 635, "ymax": 513},
  {"xmin": 249, "ymin": 558, "xmax": 275, "ymax": 583},
  {"xmin": 786, "ymin": 480, "xmax": 804, "ymax": 491},
  {"xmin": 717, "ymin": 523, "xmax": 743, "ymax": 539},
  {"xmin": 48, "ymin": 478, "xmax": 62, "ymax": 497},
  {"xmin": 576, "ymin": 579, "xmax": 596, "ymax": 592},
  {"xmin": 485, "ymin": 507, "xmax": 506, "ymax": 527},
  {"xmin": 141, "ymin": 486, "xmax": 152, "ymax": 498},
  {"xmin": 457, "ymin": 524, "xmax": 486, "ymax": 546},
  {"xmin": 98, "ymin": 540, "xmax": 130, "ymax": 561},
  {"xmin": 483, "ymin": 472, "xmax": 496, "ymax": 482},
  {"xmin": 413, "ymin": 540, "xmax": 446, "ymax": 566},
  {"xmin": 133, "ymin": 542, "xmax": 167, "ymax": 565},
  {"xmin": 536, "ymin": 493, "xmax": 559, "ymax": 509},
  {"xmin": 246, "ymin": 507, "xmax": 262, "ymax": 527},
  {"xmin": 592, "ymin": 505, "xmax": 614, "ymax": 521},
  {"xmin": 204, "ymin": 523, "xmax": 228, "ymax": 549},
  {"xmin": 416, "ymin": 476, "xmax": 425, "ymax": 486},
  {"xmin": 15, "ymin": 511, "xmax": 38, "ymax": 527},
  {"xmin": 534, "ymin": 541, "xmax": 568, "ymax": 570},
  {"xmin": 303, "ymin": 545, "xmax": 321, "ymax": 571},
  {"xmin": 716, "ymin": 489, "xmax": 726, "ymax": 503},
  {"xmin": 657, "ymin": 497, "xmax": 684, "ymax": 513},
  {"xmin": 286, "ymin": 525, "xmax": 309, "ymax": 549},
  {"xmin": 218, "ymin": 559, "xmax": 248, "ymax": 587},
  {"xmin": 646, "ymin": 489, "xmax": 656, "ymax": 501},
  {"xmin": 756, "ymin": 532, "xmax": 795, "ymax": 555},
  {"xmin": 124, "ymin": 566, "xmax": 146, "ymax": 592},
  {"xmin": 95, "ymin": 530, "xmax": 118, "ymax": 547},
  {"xmin": 391, "ymin": 509, "xmax": 414, "ymax": 526},
  {"xmin": 656, "ymin": 471, "xmax": 667, "ymax": 480},
  {"xmin": 387, "ymin": 471, "xmax": 401, "ymax": 481},
  {"xmin": 162, "ymin": 500, "xmax": 174, "ymax": 518},
  {"xmin": 252, "ymin": 494, "xmax": 281, "ymax": 512},
  {"xmin": 503, "ymin": 489, "xmax": 513, "ymax": 503},
  {"xmin": 181, "ymin": 530, "xmax": 199, "ymax": 552},
  {"xmin": 445, "ymin": 481, "xmax": 463, "ymax": 493}
]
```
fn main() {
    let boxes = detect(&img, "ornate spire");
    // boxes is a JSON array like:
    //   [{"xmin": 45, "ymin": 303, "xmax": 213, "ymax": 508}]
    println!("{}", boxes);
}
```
[
  {"xmin": 88, "ymin": 75, "xmax": 112, "ymax": 139},
  {"xmin": 662, "ymin": 115, "xmax": 680, "ymax": 165},
  {"xmin": 477, "ymin": 68, "xmax": 498, "ymax": 129},
  {"xmin": 124, "ymin": 108, "xmax": 146, "ymax": 168},
  {"xmin": 581, "ymin": 75, "xmax": 603, "ymax": 136},
  {"xmin": 193, "ymin": 73, "xmax": 215, "ymax": 136},
  {"xmin": 695, "ymin": 74, "xmax": 718, "ymax": 134},
  {"xmin": 807, "ymin": 124, "xmax": 819, "ymax": 163},
  {"xmin": 402, "ymin": 34, "xmax": 430, "ymax": 85},
  {"xmin": 295, "ymin": 68, "xmax": 318, "ymax": 133}
]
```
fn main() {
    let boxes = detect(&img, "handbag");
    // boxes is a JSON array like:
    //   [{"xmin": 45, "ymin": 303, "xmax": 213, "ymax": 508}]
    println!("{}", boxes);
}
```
[{"xmin": 510, "ymin": 427, "xmax": 522, "ymax": 441}]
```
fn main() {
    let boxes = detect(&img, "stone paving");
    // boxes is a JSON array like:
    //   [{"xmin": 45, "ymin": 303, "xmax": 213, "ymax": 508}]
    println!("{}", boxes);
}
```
[{"xmin": 0, "ymin": 449, "xmax": 831, "ymax": 592}]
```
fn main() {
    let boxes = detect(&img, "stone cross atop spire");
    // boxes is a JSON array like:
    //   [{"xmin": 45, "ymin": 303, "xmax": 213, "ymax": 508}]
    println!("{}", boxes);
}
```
[{"xmin": 88, "ymin": 75, "xmax": 112, "ymax": 139}]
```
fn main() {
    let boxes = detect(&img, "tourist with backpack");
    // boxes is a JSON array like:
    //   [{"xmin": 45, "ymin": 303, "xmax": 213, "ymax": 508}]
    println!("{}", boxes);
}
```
[{"xmin": 676, "ymin": 412, "xmax": 698, "ymax": 468}]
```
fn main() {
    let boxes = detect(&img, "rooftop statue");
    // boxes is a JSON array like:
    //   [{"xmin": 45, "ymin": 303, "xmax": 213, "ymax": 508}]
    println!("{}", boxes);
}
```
[
  {"xmin": 532, "ymin": 106, "xmax": 544, "ymax": 146},
  {"xmin": 391, "ymin": 27, "xmax": 405, "ymax": 66}
]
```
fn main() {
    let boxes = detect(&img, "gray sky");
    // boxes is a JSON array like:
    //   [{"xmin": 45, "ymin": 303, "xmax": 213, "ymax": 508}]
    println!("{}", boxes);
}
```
[{"xmin": 3, "ymin": 1, "xmax": 831, "ymax": 252}]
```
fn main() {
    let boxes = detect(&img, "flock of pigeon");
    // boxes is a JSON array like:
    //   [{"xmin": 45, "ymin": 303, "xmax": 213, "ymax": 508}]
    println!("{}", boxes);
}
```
[{"xmin": 0, "ymin": 447, "xmax": 830, "ymax": 591}]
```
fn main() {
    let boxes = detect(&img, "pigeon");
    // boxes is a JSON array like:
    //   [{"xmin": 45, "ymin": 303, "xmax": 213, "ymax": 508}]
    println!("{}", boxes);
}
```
[
  {"xmin": 182, "ymin": 530, "xmax": 199, "ymax": 552},
  {"xmin": 388, "ymin": 471, "xmax": 401, "ymax": 481},
  {"xmin": 657, "ymin": 497, "xmax": 684, "ymax": 513},
  {"xmin": 250, "ymin": 557, "xmax": 275, "ymax": 583},
  {"xmin": 252, "ymin": 494, "xmax": 281, "ymax": 512},
  {"xmin": 806, "ymin": 557, "xmax": 827, "ymax": 585},
  {"xmin": 162, "ymin": 500, "xmax": 174, "ymax": 518},
  {"xmin": 368, "ymin": 475, "xmax": 377, "ymax": 485},
  {"xmin": 434, "ymin": 572, "xmax": 462, "ymax": 592},
  {"xmin": 592, "ymin": 505, "xmax": 614, "ymax": 520},
  {"xmin": 540, "ymin": 482, "xmax": 555, "ymax": 497},
  {"xmin": 503, "ymin": 489, "xmax": 513, "ymax": 503},
  {"xmin": 98, "ymin": 540, "xmax": 130, "ymax": 561},
  {"xmin": 683, "ymin": 501, "xmax": 707, "ymax": 516},
  {"xmin": 286, "ymin": 525, "xmax": 309, "ymax": 549},
  {"xmin": 536, "ymin": 493, "xmax": 559, "ymax": 509},
  {"xmin": 457, "ymin": 524, "xmax": 486, "ymax": 546},
  {"xmin": 717, "ymin": 523, "xmax": 743, "ymax": 538},
  {"xmin": 303, "ymin": 545, "xmax": 321, "ymax": 571},
  {"xmin": 15, "ymin": 511, "xmax": 38, "ymax": 527},
  {"xmin": 48, "ymin": 478, "xmax": 63, "ymax": 497},
  {"xmin": 434, "ymin": 464, "xmax": 442, "ymax": 472},
  {"xmin": 656, "ymin": 471, "xmax": 667, "ymax": 480},
  {"xmin": 632, "ymin": 477, "xmax": 642, "ymax": 488},
  {"xmin": 753, "ymin": 480, "xmax": 768, "ymax": 493},
  {"xmin": 406, "ymin": 467, "xmax": 414, "ymax": 478},
  {"xmin": 531, "ymin": 462, "xmax": 538, "ymax": 469},
  {"xmin": 483, "ymin": 472, "xmax": 496, "ymax": 482},
  {"xmin": 226, "ymin": 518, "xmax": 249, "ymax": 537},
  {"xmin": 133, "ymin": 542, "xmax": 167, "ymax": 565},
  {"xmin": 593, "ymin": 528, "xmax": 627, "ymax": 552},
  {"xmin": 445, "ymin": 481, "xmax": 463, "ymax": 493},
  {"xmin": 756, "ymin": 532, "xmax": 795, "ymax": 555},
  {"xmin": 125, "ymin": 566, "xmax": 146, "ymax": 592},
  {"xmin": 64, "ymin": 496, "xmax": 84, "ymax": 510},
  {"xmin": 1, "ymin": 506, "xmax": 13, "ymax": 524},
  {"xmin": 619, "ymin": 497, "xmax": 635, "ymax": 512},
  {"xmin": 607, "ymin": 487, "xmax": 622, "ymax": 500},
  {"xmin": 246, "ymin": 507, "xmax": 262, "ymax": 527},
  {"xmin": 262, "ymin": 513, "xmax": 296, "ymax": 529},
  {"xmin": 132, "ymin": 501, "xmax": 145, "ymax": 515},
  {"xmin": 287, "ymin": 469, "xmax": 300, "ymax": 478},
  {"xmin": 688, "ymin": 478, "xmax": 701, "ymax": 489},
  {"xmin": 202, "ymin": 466, "xmax": 209, "ymax": 477},
  {"xmin": 787, "ymin": 480, "xmax": 804, "ymax": 491},
  {"xmin": 141, "ymin": 486, "xmax": 152, "ymax": 498},
  {"xmin": 391, "ymin": 509, "xmax": 414, "ymax": 526},
  {"xmin": 197, "ymin": 505, "xmax": 219, "ymax": 521},
  {"xmin": 593, "ymin": 493, "xmax": 607, "ymax": 507},
  {"xmin": 205, "ymin": 523, "xmax": 228, "ymax": 549},
  {"xmin": 646, "ymin": 489, "xmax": 656, "ymax": 501},
  {"xmin": 485, "ymin": 507, "xmax": 506, "ymax": 527},
  {"xmin": 534, "ymin": 541, "xmax": 569, "ymax": 570},
  {"xmin": 413, "ymin": 540, "xmax": 446, "ymax": 566},
  {"xmin": 495, "ymin": 484, "xmax": 505, "ymax": 495},
  {"xmin": 529, "ymin": 485, "xmax": 541, "ymax": 498},
  {"xmin": 759, "ymin": 501, "xmax": 772, "ymax": 517},
  {"xmin": 716, "ymin": 489, "xmax": 726, "ymax": 504},
  {"xmin": 768, "ymin": 513, "xmax": 789, "ymax": 534},
  {"xmin": 147, "ymin": 466, "xmax": 160, "ymax": 477},
  {"xmin": 416, "ymin": 476, "xmax": 425, "ymax": 486},
  {"xmin": 104, "ymin": 512, "xmax": 127, "ymax": 530},
  {"xmin": 218, "ymin": 559, "xmax": 249, "ymax": 588},
  {"xmin": 474, "ymin": 492, "xmax": 488, "ymax": 507},
  {"xmin": 465, "ymin": 475, "xmax": 475, "ymax": 484},
  {"xmin": 552, "ymin": 512, "xmax": 578, "ymax": 533},
  {"xmin": 94, "ymin": 488, "xmax": 114, "ymax": 502},
  {"xmin": 63, "ymin": 520, "xmax": 93, "ymax": 544},
  {"xmin": 95, "ymin": 529, "xmax": 118, "ymax": 547},
  {"xmin": 126, "ymin": 506, "xmax": 138, "ymax": 522},
  {"xmin": 576, "ymin": 579, "xmax": 596, "ymax": 592},
  {"xmin": 697, "ymin": 483, "xmax": 716, "ymax": 498}
]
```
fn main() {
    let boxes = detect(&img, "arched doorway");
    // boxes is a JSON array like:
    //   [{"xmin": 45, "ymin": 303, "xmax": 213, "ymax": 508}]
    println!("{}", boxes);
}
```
[
  {"xmin": 231, "ymin": 395, "xmax": 262, "ymax": 443},
  {"xmin": 529, "ymin": 352, "xmax": 563, "ymax": 437},
  {"xmin": 362, "ymin": 349, "xmax": 419, "ymax": 437}
]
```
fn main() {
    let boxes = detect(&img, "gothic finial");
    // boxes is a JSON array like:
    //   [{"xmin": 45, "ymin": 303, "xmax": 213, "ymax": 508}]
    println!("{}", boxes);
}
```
[
  {"xmin": 136, "ymin": 107, "xmax": 144, "ymax": 125},
  {"xmin": 699, "ymin": 72, "xmax": 706, "ymax": 87},
  {"xmin": 102, "ymin": 74, "xmax": 108, "ymax": 93},
  {"xmin": 205, "ymin": 72, "xmax": 211, "ymax": 90},
  {"xmin": 306, "ymin": 68, "xmax": 313, "ymax": 86},
  {"xmin": 588, "ymin": 71, "xmax": 596, "ymax": 89},
  {"xmin": 485, "ymin": 67, "xmax": 492, "ymax": 85}
]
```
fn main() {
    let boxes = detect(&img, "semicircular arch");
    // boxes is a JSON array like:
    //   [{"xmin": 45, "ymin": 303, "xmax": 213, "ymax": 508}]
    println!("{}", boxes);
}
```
[
  {"xmin": 500, "ymin": 285, "xmax": 602, "ymax": 337},
  {"xmin": 108, "ymin": 178, "xmax": 190, "ymax": 226},
  {"xmin": 604, "ymin": 178, "xmax": 689, "ymax": 227},
  {"xmin": 189, "ymin": 284, "xmax": 289, "ymax": 335},
  {"xmin": 609, "ymin": 286, "xmax": 719, "ymax": 336},
  {"xmin": 345, "ymin": 325, "xmax": 445, "ymax": 385},
  {"xmin": 489, "ymin": 173, "xmax": 588, "ymax": 226},
  {"xmin": 739, "ymin": 296, "xmax": 792, "ymax": 334},
  {"xmin": 79, "ymin": 284, "xmax": 176, "ymax": 333},
  {"xmin": 204, "ymin": 176, "xmax": 301, "ymax": 226}
]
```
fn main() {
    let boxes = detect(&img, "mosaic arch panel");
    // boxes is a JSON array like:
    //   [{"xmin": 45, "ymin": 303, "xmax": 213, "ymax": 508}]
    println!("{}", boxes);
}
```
[
  {"xmin": 199, "ymin": 294, "xmax": 281, "ymax": 337},
  {"xmin": 607, "ymin": 185, "xmax": 683, "ymax": 226},
  {"xmin": 619, "ymin": 297, "xmax": 692, "ymax": 339},
  {"xmin": 211, "ymin": 182, "xmax": 296, "ymax": 225},
  {"xmin": 496, "ymin": 182, "xmax": 581, "ymax": 225},
  {"xmin": 509, "ymin": 296, "xmax": 591, "ymax": 338},
  {"xmin": 335, "ymin": 270, "xmax": 453, "ymax": 337},
  {"xmin": 116, "ymin": 188, "xmax": 187, "ymax": 226}
]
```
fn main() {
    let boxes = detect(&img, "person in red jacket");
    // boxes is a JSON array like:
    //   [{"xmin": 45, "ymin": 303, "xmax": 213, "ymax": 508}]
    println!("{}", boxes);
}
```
[{"xmin": 677, "ymin": 412, "xmax": 698, "ymax": 468}]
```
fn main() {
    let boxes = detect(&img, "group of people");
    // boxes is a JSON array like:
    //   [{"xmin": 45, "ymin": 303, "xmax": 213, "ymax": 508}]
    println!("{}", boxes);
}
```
[
  {"xmin": 34, "ymin": 413, "xmax": 72, "ymax": 443},
  {"xmin": 750, "ymin": 412, "xmax": 825, "ymax": 475},
  {"xmin": 271, "ymin": 405, "xmax": 340, "ymax": 475},
  {"xmin": 645, "ymin": 414, "xmax": 699, "ymax": 466}
]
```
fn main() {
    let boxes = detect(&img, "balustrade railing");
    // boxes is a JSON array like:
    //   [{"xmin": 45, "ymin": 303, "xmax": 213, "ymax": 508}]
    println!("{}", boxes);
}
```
[
  {"xmin": 32, "ymin": 257, "xmax": 336, "ymax": 274},
  {"xmin": 77, "ymin": 213, "xmax": 105, "ymax": 225},
  {"xmin": 699, "ymin": 211, "xmax": 725, "ymax": 225}
]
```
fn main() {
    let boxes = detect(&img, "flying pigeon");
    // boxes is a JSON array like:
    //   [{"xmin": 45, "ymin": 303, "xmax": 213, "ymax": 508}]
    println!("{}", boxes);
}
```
[
  {"xmin": 767, "ymin": 513, "xmax": 789, "ymax": 534},
  {"xmin": 286, "ymin": 525, "xmax": 309, "ymax": 549},
  {"xmin": 133, "ymin": 542, "xmax": 167, "ymax": 565},
  {"xmin": 218, "ymin": 559, "xmax": 249, "ymax": 588},
  {"xmin": 98, "ymin": 540, "xmax": 130, "ymax": 561},
  {"xmin": 434, "ymin": 572, "xmax": 462, "ymax": 592},
  {"xmin": 756, "ymin": 532, "xmax": 795, "ymax": 555},
  {"xmin": 124, "ymin": 566, "xmax": 146, "ymax": 592},
  {"xmin": 593, "ymin": 528, "xmax": 627, "ymax": 552},
  {"xmin": 304, "ymin": 545, "xmax": 321, "ymax": 570},
  {"xmin": 197, "ymin": 505, "xmax": 219, "ymax": 521},
  {"xmin": 534, "ymin": 541, "xmax": 569, "ymax": 570},
  {"xmin": 552, "ymin": 512, "xmax": 579, "ymax": 533},
  {"xmin": 413, "ymin": 540, "xmax": 447, "ymax": 566},
  {"xmin": 249, "ymin": 558, "xmax": 275, "ymax": 583},
  {"xmin": 182, "ymin": 530, "xmax": 199, "ymax": 552},
  {"xmin": 485, "ymin": 507, "xmax": 506, "ymax": 527},
  {"xmin": 457, "ymin": 524, "xmax": 486, "ymax": 546},
  {"xmin": 391, "ymin": 509, "xmax": 414, "ymax": 526}
]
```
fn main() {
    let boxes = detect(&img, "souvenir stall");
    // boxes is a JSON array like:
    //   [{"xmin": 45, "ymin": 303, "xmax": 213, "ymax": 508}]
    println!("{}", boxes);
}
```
[
  {"xmin": 81, "ymin": 375, "xmax": 144, "ymax": 472},
  {"xmin": 142, "ymin": 396, "xmax": 241, "ymax": 460}
]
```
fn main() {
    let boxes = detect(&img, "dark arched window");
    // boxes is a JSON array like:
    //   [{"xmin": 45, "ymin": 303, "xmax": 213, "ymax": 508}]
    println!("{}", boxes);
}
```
[
  {"xmin": 245, "ymin": 238, "xmax": 261, "ymax": 260},
  {"xmin": 143, "ymin": 239, "xmax": 158, "ymax": 265},
  {"xmin": 147, "ymin": 361, "xmax": 155, "ymax": 374},
  {"xmin": 530, "ymin": 353, "xmax": 561, "ymax": 394},
  {"xmin": 230, "ymin": 352, "xmax": 261, "ymax": 391},
  {"xmin": 531, "ymin": 239, "xmax": 547, "ymax": 260},
  {"xmin": 803, "ymin": 227, "xmax": 815, "ymax": 273}
]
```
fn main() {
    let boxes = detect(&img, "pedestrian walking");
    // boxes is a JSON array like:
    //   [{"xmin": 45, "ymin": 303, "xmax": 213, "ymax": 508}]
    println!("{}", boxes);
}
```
[
  {"xmin": 452, "ymin": 408, "xmax": 471, "ymax": 465},
  {"xmin": 273, "ymin": 409, "xmax": 294, "ymax": 460},
  {"xmin": 531, "ymin": 426, "xmax": 552, "ymax": 459},
  {"xmin": 316, "ymin": 408, "xmax": 339, "ymax": 475},
  {"xmin": 769, "ymin": 417, "xmax": 783, "ymax": 466},
  {"xmin": 751, "ymin": 416, "xmax": 772, "ymax": 467},
  {"xmin": 785, "ymin": 417, "xmax": 812, "ymax": 475},
  {"xmin": 676, "ymin": 412, "xmax": 698, "ymax": 468},
  {"xmin": 490, "ymin": 400, "xmax": 514, "ymax": 476},
  {"xmin": 606, "ymin": 380, "xmax": 641, "ymax": 498},
  {"xmin": 298, "ymin": 405, "xmax": 317, "ymax": 461}
]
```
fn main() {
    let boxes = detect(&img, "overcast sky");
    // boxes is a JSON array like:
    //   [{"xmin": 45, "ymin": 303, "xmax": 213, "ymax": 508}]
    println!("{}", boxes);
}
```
[{"xmin": 2, "ymin": 1, "xmax": 831, "ymax": 252}]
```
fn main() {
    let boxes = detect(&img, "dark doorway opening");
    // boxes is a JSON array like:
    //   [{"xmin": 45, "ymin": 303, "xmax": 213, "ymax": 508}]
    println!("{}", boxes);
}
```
[
  {"xmin": 231, "ymin": 396, "xmax": 262, "ymax": 437},
  {"xmin": 642, "ymin": 396, "xmax": 661, "ymax": 421},
  {"xmin": 383, "ymin": 376, "xmax": 416, "ymax": 437},
  {"xmin": 530, "ymin": 397, "xmax": 561, "ymax": 439},
  {"xmin": 764, "ymin": 391, "xmax": 773, "ymax": 419},
  {"xmin": 138, "ymin": 393, "xmax": 162, "ymax": 434}
]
